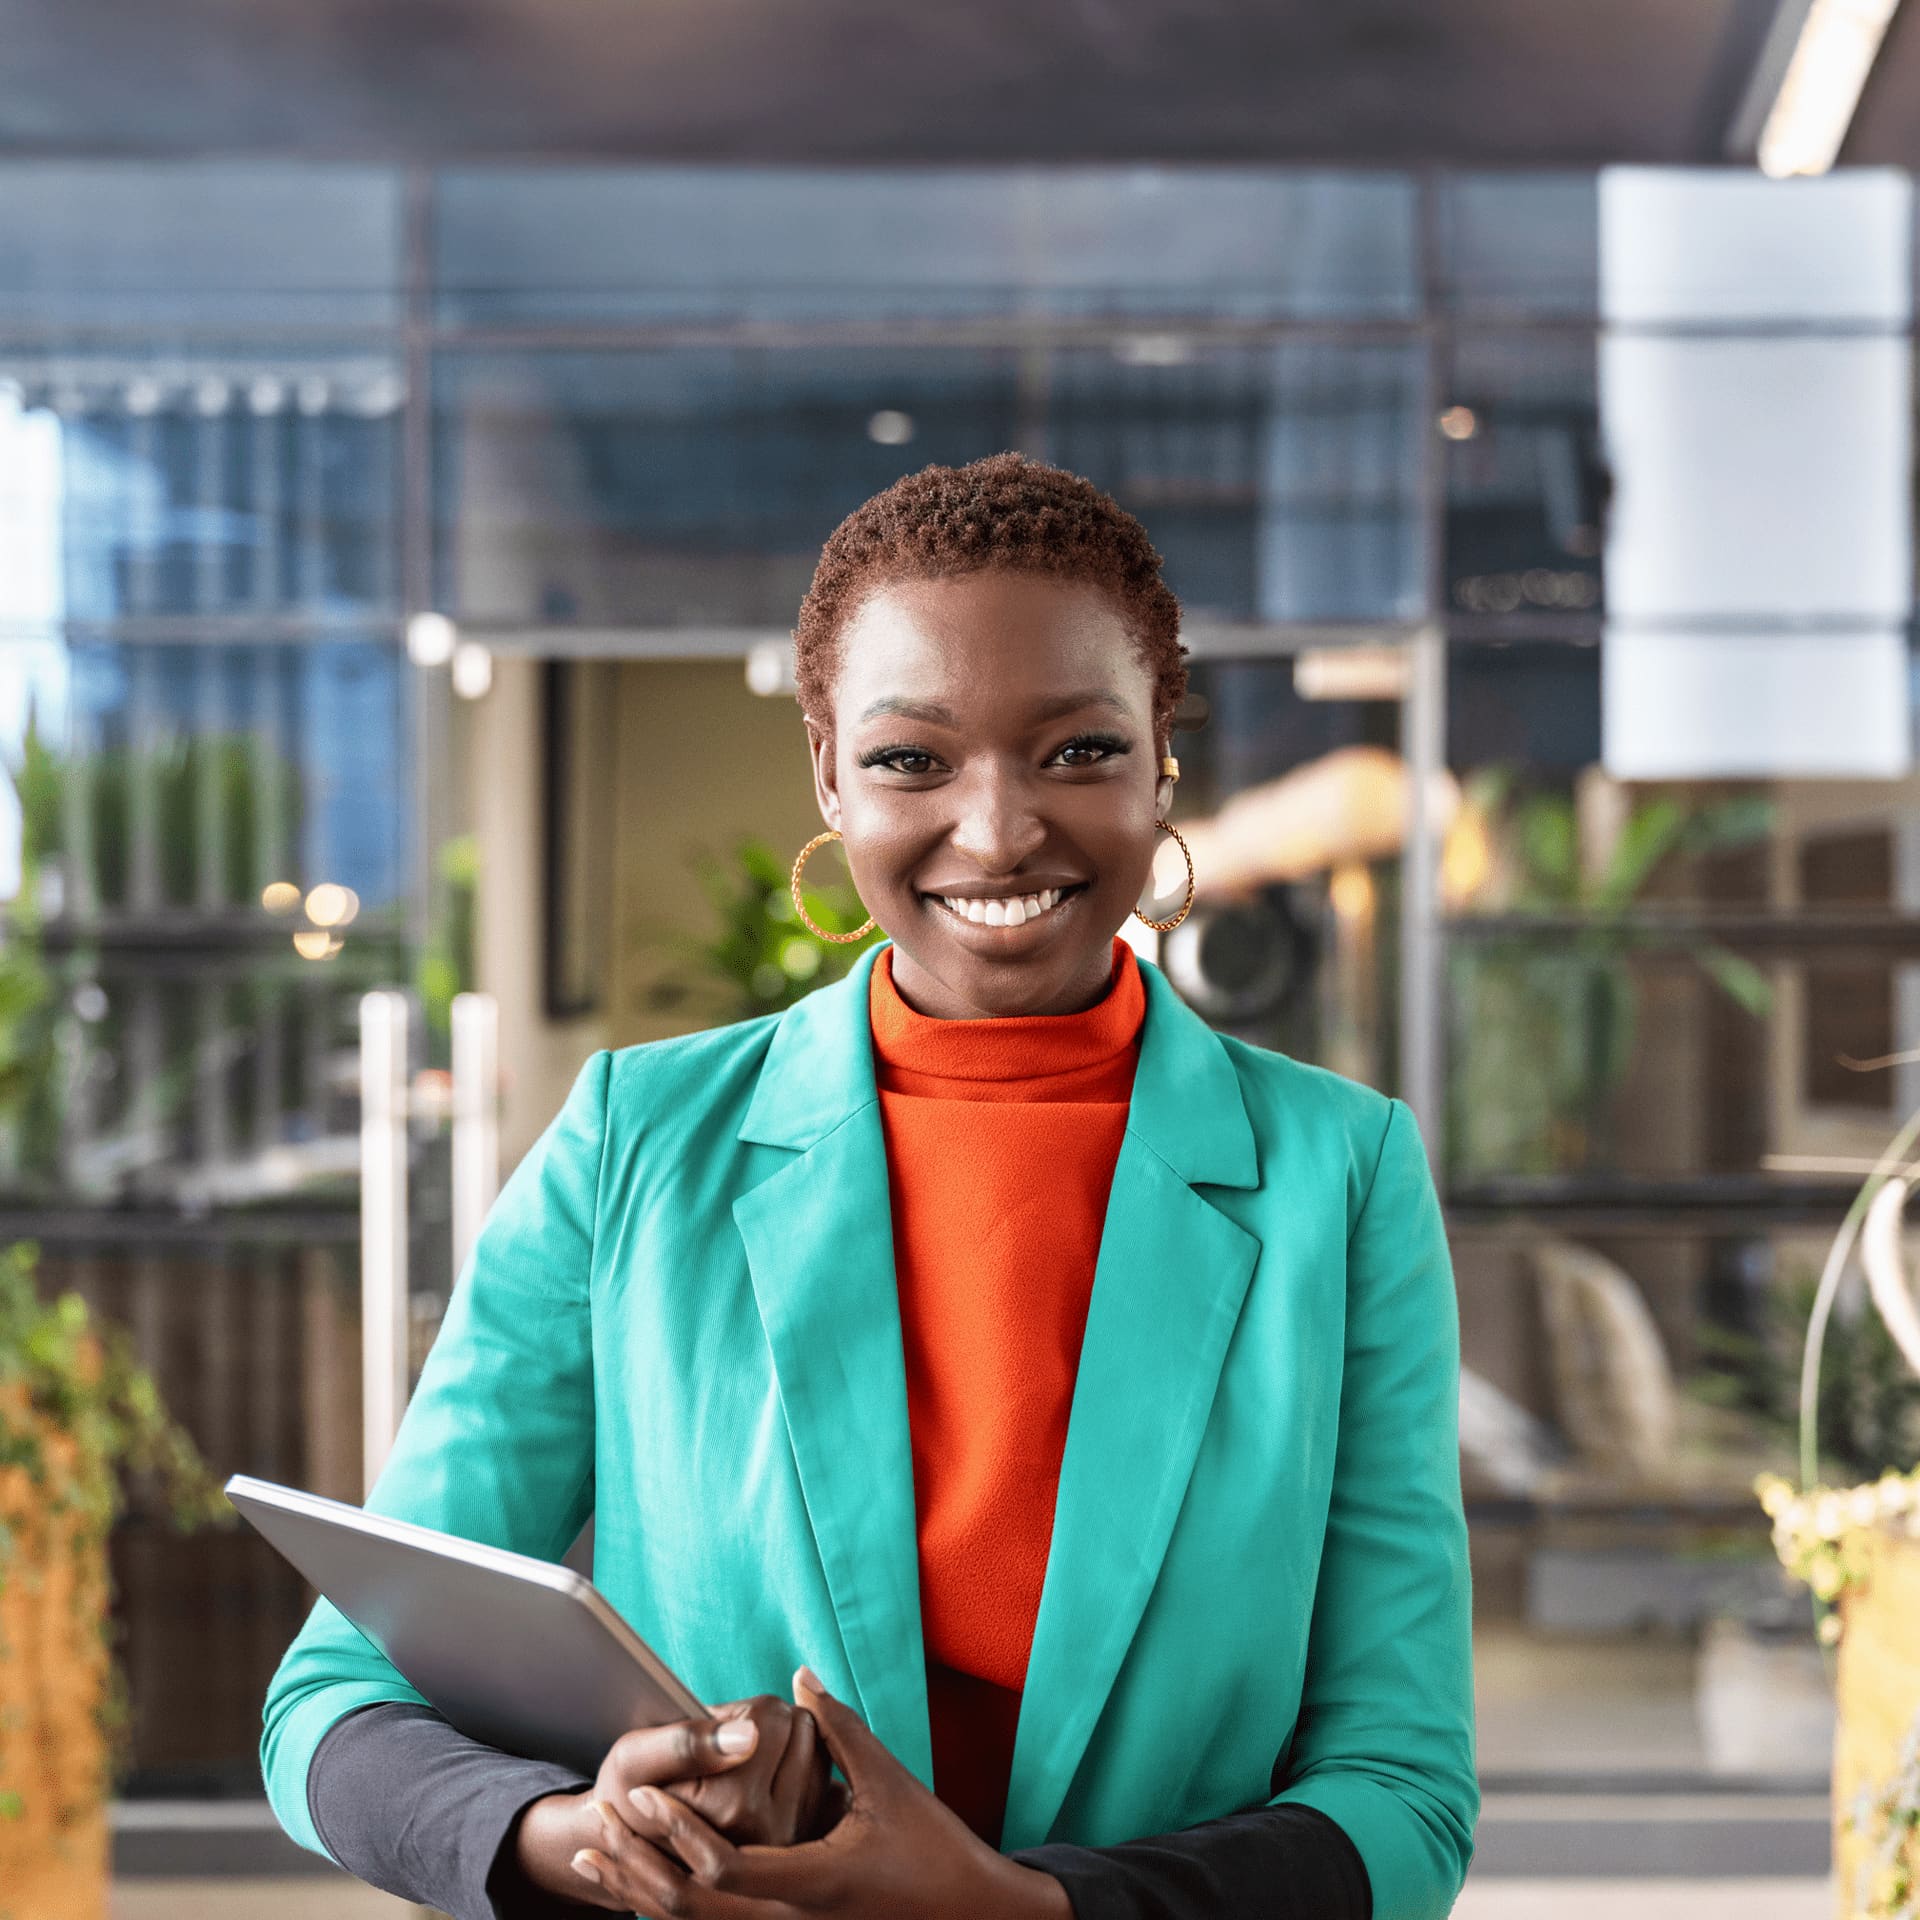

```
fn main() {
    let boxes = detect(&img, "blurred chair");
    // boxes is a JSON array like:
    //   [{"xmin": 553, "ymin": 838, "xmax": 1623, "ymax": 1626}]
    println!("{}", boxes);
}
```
[{"xmin": 1524, "ymin": 1235, "xmax": 1774, "ymax": 1498}]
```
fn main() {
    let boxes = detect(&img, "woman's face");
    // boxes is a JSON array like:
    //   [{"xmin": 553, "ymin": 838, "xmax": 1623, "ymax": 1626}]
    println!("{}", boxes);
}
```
[{"xmin": 807, "ymin": 570, "xmax": 1173, "ymax": 1019}]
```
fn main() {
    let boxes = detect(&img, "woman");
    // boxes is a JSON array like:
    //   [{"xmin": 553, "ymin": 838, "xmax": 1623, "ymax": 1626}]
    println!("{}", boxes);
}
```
[{"xmin": 262, "ymin": 453, "xmax": 1478, "ymax": 1920}]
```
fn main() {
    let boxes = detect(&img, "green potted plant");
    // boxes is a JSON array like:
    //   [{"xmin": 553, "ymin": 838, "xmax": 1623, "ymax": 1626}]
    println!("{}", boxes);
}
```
[
  {"xmin": 1446, "ymin": 771, "xmax": 1774, "ymax": 1180},
  {"xmin": 0, "ymin": 703, "xmax": 235, "ymax": 1915},
  {"xmin": 641, "ymin": 837, "xmax": 882, "ymax": 1027},
  {"xmin": 0, "ymin": 1238, "xmax": 230, "ymax": 1920}
]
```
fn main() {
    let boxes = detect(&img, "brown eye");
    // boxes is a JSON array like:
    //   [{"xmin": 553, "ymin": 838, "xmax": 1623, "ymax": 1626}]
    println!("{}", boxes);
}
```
[
  {"xmin": 1051, "ymin": 734, "xmax": 1128, "ymax": 769},
  {"xmin": 858, "ymin": 745, "xmax": 939, "ymax": 776}
]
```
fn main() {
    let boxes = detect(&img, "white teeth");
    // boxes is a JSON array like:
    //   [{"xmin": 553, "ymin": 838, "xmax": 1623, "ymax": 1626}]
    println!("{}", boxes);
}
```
[{"xmin": 935, "ymin": 887, "xmax": 1070, "ymax": 926}]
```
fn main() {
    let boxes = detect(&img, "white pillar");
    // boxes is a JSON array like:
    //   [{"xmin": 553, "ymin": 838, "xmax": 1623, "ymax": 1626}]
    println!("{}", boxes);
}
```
[
  {"xmin": 451, "ymin": 991, "xmax": 501, "ymax": 1281},
  {"xmin": 359, "ymin": 989, "xmax": 410, "ymax": 1496}
]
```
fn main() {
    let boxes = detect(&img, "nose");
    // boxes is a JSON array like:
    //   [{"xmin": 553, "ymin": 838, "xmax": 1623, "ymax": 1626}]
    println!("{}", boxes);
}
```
[{"xmin": 946, "ymin": 761, "xmax": 1046, "ymax": 874}]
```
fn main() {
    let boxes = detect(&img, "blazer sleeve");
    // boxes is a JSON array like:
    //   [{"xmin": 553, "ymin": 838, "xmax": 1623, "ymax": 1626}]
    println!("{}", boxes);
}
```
[
  {"xmin": 306, "ymin": 1699, "xmax": 1370, "ymax": 1920},
  {"xmin": 1011, "ymin": 1803, "xmax": 1369, "ymax": 1919},
  {"xmin": 259, "ymin": 1049, "xmax": 610, "ymax": 1862},
  {"xmin": 308, "ymin": 1701, "xmax": 596, "ymax": 1920},
  {"xmin": 1261, "ymin": 1096, "xmax": 1479, "ymax": 1920}
]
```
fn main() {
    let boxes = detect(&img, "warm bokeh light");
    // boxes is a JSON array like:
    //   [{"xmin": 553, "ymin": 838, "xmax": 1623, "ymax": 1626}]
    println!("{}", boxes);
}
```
[
  {"xmin": 1441, "ymin": 806, "xmax": 1495, "ymax": 906},
  {"xmin": 1179, "ymin": 747, "xmax": 1462, "ymax": 897},
  {"xmin": 1437, "ymin": 404, "xmax": 1478, "ymax": 440},
  {"xmin": 1294, "ymin": 646, "xmax": 1410, "ymax": 702},
  {"xmin": 1328, "ymin": 862, "xmax": 1376, "ymax": 923},
  {"xmin": 260, "ymin": 880, "xmax": 301, "ymax": 914},
  {"xmin": 303, "ymin": 883, "xmax": 359, "ymax": 929},
  {"xmin": 291, "ymin": 929, "xmax": 343, "ymax": 960}
]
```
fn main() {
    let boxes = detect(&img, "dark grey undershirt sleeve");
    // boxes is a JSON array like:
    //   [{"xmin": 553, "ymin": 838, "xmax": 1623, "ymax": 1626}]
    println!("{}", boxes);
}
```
[
  {"xmin": 307, "ymin": 1700, "xmax": 597, "ymax": 1920},
  {"xmin": 1011, "ymin": 1804, "xmax": 1372, "ymax": 1920},
  {"xmin": 309, "ymin": 1698, "xmax": 1370, "ymax": 1920}
]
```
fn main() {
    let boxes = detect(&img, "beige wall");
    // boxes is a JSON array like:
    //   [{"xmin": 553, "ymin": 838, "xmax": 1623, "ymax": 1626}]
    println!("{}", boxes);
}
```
[
  {"xmin": 466, "ymin": 653, "xmax": 824, "ymax": 1166},
  {"xmin": 607, "ymin": 660, "xmax": 824, "ymax": 1050},
  {"xmin": 467, "ymin": 653, "xmax": 609, "ymax": 1167}
]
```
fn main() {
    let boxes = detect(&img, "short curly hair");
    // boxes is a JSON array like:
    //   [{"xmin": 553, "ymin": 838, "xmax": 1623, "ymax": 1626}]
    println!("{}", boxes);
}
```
[{"xmin": 794, "ymin": 450, "xmax": 1188, "ymax": 748}]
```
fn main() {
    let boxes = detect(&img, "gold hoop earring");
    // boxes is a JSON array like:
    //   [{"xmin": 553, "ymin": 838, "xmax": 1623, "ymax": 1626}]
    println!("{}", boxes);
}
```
[
  {"xmin": 790, "ymin": 830, "xmax": 877, "ymax": 944},
  {"xmin": 1132, "ymin": 819, "xmax": 1196, "ymax": 933}
]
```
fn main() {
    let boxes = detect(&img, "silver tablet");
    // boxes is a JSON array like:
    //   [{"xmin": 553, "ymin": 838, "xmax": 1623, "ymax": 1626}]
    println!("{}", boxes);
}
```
[{"xmin": 229, "ymin": 1473, "xmax": 707, "ymax": 1778}]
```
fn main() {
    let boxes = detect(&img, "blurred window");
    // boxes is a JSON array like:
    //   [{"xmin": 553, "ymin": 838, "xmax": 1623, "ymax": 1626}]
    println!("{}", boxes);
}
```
[
  {"xmin": 1433, "ymin": 173, "xmax": 1599, "ymax": 319},
  {"xmin": 433, "ymin": 168, "xmax": 1420, "ymax": 328},
  {"xmin": 434, "ymin": 348, "xmax": 1020, "ymax": 626},
  {"xmin": 1050, "ymin": 343, "xmax": 1424, "ymax": 623},
  {"xmin": 0, "ymin": 164, "xmax": 403, "ymax": 333}
]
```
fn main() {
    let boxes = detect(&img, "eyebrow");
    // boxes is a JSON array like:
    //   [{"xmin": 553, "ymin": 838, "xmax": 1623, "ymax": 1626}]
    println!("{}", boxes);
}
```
[{"xmin": 855, "ymin": 688, "xmax": 1130, "ymax": 727}]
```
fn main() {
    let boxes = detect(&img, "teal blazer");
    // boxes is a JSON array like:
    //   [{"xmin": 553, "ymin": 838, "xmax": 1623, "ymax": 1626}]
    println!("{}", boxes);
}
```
[{"xmin": 262, "ymin": 942, "xmax": 1478, "ymax": 1919}]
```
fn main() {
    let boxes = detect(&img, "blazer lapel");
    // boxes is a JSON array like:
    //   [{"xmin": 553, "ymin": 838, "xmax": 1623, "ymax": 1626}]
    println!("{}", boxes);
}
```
[
  {"xmin": 732, "ymin": 944, "xmax": 934, "ymax": 1787},
  {"xmin": 999, "ymin": 959, "xmax": 1262, "ymax": 1851}
]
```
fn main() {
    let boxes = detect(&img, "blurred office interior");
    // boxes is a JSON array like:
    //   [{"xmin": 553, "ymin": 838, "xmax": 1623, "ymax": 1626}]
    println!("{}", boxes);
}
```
[{"xmin": 3, "ymin": 2, "xmax": 1920, "ymax": 1914}]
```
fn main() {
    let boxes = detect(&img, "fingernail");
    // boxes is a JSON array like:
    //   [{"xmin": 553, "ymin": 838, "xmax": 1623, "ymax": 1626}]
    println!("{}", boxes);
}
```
[
  {"xmin": 571, "ymin": 1851, "xmax": 602, "ymax": 1885},
  {"xmin": 590, "ymin": 1800, "xmax": 619, "ymax": 1829},
  {"xmin": 716, "ymin": 1719, "xmax": 757, "ymax": 1753},
  {"xmin": 795, "ymin": 1664, "xmax": 823, "ymax": 1695},
  {"xmin": 628, "ymin": 1784, "xmax": 663, "ymax": 1816}
]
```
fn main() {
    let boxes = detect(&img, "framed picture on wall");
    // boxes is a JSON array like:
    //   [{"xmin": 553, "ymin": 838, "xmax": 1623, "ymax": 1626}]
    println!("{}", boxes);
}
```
[{"xmin": 542, "ymin": 658, "xmax": 619, "ymax": 1019}]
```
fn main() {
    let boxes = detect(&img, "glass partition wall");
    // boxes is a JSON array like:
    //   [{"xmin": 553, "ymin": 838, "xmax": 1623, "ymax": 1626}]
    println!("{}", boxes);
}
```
[{"xmin": 0, "ymin": 162, "xmax": 1910, "ymax": 1797}]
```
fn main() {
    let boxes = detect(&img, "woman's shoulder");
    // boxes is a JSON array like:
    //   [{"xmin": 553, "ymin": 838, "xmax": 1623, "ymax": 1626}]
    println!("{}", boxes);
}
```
[
  {"xmin": 600, "ymin": 1004, "xmax": 789, "ymax": 1119},
  {"xmin": 1209, "ymin": 1029, "xmax": 1402, "ymax": 1183}
]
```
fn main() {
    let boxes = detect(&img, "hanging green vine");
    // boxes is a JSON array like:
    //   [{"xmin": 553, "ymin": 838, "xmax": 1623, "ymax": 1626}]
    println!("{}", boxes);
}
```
[{"xmin": 0, "ymin": 1237, "xmax": 232, "ymax": 1827}]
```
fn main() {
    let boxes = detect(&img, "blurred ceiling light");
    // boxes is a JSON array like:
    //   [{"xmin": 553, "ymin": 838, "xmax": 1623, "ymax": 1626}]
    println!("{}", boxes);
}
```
[
  {"xmin": 124, "ymin": 378, "xmax": 163, "ymax": 416},
  {"xmin": 192, "ymin": 377, "xmax": 230, "ymax": 416},
  {"xmin": 1115, "ymin": 334, "xmax": 1194, "ymax": 368},
  {"xmin": 1437, "ymin": 405, "xmax": 1479, "ymax": 441},
  {"xmin": 867, "ymin": 409, "xmax": 915, "ymax": 445},
  {"xmin": 746, "ymin": 638, "xmax": 797, "ymax": 697},
  {"xmin": 406, "ymin": 611, "xmax": 458, "ymax": 667},
  {"xmin": 304, "ymin": 882, "xmax": 360, "ymax": 929},
  {"xmin": 450, "ymin": 639, "xmax": 494, "ymax": 700},
  {"xmin": 1454, "ymin": 567, "xmax": 1599, "ymax": 613},
  {"xmin": 356, "ymin": 373, "xmax": 406, "ymax": 416},
  {"xmin": 292, "ymin": 929, "xmax": 343, "ymax": 960},
  {"xmin": 1293, "ymin": 646, "xmax": 1410, "ymax": 702},
  {"xmin": 1757, "ymin": 0, "xmax": 1902, "ymax": 178},
  {"xmin": 247, "ymin": 376, "xmax": 286, "ymax": 414},
  {"xmin": 295, "ymin": 376, "xmax": 330, "ymax": 416},
  {"xmin": 261, "ymin": 880, "xmax": 301, "ymax": 913}
]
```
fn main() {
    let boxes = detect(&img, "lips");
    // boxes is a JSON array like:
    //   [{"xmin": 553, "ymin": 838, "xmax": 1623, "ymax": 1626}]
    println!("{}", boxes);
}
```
[{"xmin": 924, "ymin": 883, "xmax": 1085, "ymax": 929}]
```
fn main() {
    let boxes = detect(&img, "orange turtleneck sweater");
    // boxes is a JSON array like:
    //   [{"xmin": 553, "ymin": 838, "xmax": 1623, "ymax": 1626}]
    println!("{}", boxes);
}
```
[{"xmin": 866, "ymin": 936, "xmax": 1146, "ymax": 1847}]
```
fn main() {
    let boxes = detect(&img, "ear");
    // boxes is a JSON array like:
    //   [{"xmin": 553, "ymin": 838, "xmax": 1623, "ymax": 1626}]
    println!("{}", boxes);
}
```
[{"xmin": 806, "ymin": 722, "xmax": 843, "ymax": 832}]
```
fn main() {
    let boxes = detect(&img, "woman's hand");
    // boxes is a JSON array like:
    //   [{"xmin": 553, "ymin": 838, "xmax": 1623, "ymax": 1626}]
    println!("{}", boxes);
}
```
[
  {"xmin": 510, "ymin": 1695, "xmax": 836, "ymax": 1909},
  {"xmin": 567, "ymin": 1668, "xmax": 1072, "ymax": 1920}
]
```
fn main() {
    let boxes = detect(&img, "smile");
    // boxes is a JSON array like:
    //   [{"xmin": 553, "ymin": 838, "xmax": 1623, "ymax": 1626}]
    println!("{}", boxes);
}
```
[{"xmin": 927, "ymin": 885, "xmax": 1081, "ymax": 928}]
